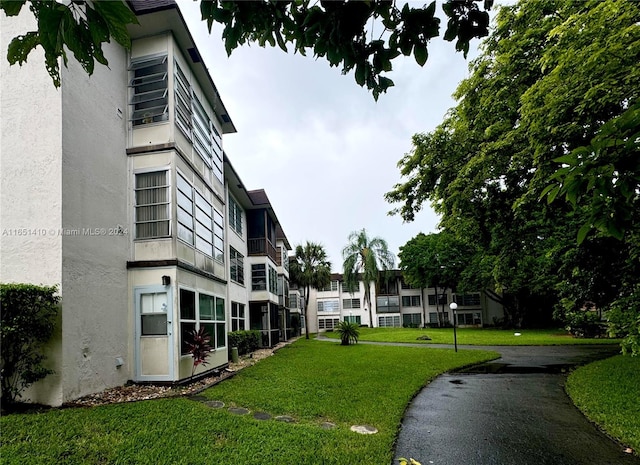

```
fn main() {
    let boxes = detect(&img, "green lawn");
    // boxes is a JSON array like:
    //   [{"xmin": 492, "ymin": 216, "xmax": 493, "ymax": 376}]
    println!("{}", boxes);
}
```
[
  {"xmin": 0, "ymin": 339, "xmax": 498, "ymax": 465},
  {"xmin": 322, "ymin": 327, "xmax": 622, "ymax": 346},
  {"xmin": 566, "ymin": 355, "xmax": 640, "ymax": 455}
]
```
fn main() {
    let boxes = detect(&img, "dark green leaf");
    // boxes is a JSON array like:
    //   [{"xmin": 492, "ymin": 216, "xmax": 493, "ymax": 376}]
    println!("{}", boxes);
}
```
[
  {"xmin": 414, "ymin": 42, "xmax": 428, "ymax": 66},
  {"xmin": 577, "ymin": 224, "xmax": 591, "ymax": 245},
  {"xmin": 93, "ymin": 1, "xmax": 138, "ymax": 48},
  {"xmin": 443, "ymin": 22, "xmax": 458, "ymax": 42},
  {"xmin": 7, "ymin": 32, "xmax": 40, "ymax": 66},
  {"xmin": 355, "ymin": 62, "xmax": 366, "ymax": 86},
  {"xmin": 1, "ymin": 0, "xmax": 27, "ymax": 16}
]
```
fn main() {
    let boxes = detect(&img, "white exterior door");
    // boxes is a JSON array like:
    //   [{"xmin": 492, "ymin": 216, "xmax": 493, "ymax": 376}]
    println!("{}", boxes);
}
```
[{"xmin": 134, "ymin": 286, "xmax": 175, "ymax": 381}]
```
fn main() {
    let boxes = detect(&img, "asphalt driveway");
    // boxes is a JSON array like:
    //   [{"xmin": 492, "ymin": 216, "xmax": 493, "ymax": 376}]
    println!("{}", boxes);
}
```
[{"xmin": 392, "ymin": 344, "xmax": 638, "ymax": 465}]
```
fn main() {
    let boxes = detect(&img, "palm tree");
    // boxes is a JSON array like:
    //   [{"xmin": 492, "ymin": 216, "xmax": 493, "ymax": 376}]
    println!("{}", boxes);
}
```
[
  {"xmin": 289, "ymin": 241, "xmax": 332, "ymax": 339},
  {"xmin": 342, "ymin": 229, "xmax": 395, "ymax": 328}
]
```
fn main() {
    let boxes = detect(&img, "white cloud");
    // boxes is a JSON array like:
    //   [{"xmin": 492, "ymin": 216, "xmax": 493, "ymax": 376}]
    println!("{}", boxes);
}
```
[{"xmin": 178, "ymin": 1, "xmax": 482, "ymax": 270}]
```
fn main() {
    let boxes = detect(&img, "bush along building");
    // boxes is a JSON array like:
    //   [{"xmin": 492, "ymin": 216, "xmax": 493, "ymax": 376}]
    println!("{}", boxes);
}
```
[
  {"xmin": 307, "ymin": 271, "xmax": 504, "ymax": 332},
  {"xmin": 0, "ymin": 0, "xmax": 297, "ymax": 406}
]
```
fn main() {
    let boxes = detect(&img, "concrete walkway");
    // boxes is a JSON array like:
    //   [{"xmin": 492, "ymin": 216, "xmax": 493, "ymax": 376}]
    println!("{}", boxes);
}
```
[{"xmin": 316, "ymin": 335, "xmax": 638, "ymax": 464}]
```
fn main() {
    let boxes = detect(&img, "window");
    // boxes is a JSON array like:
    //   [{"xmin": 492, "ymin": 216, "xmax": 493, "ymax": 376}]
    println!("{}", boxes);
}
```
[
  {"xmin": 289, "ymin": 294, "xmax": 299, "ymax": 309},
  {"xmin": 135, "ymin": 171, "xmax": 169, "ymax": 239},
  {"xmin": 402, "ymin": 313, "xmax": 422, "ymax": 327},
  {"xmin": 342, "ymin": 298, "xmax": 361, "ymax": 309},
  {"xmin": 281, "ymin": 247, "xmax": 289, "ymax": 272},
  {"xmin": 401, "ymin": 295, "xmax": 421, "ymax": 307},
  {"xmin": 378, "ymin": 315, "xmax": 401, "ymax": 327},
  {"xmin": 268, "ymin": 266, "xmax": 278, "ymax": 294},
  {"xmin": 230, "ymin": 247, "xmax": 244, "ymax": 284},
  {"xmin": 174, "ymin": 62, "xmax": 192, "ymax": 136},
  {"xmin": 455, "ymin": 293, "xmax": 481, "ymax": 306},
  {"xmin": 176, "ymin": 173, "xmax": 223, "ymax": 261},
  {"xmin": 231, "ymin": 302, "xmax": 246, "ymax": 331},
  {"xmin": 228, "ymin": 196, "xmax": 243, "ymax": 235},
  {"xmin": 211, "ymin": 124, "xmax": 223, "ymax": 184},
  {"xmin": 429, "ymin": 312, "xmax": 449, "ymax": 324},
  {"xmin": 317, "ymin": 300, "xmax": 339, "ymax": 312},
  {"xmin": 318, "ymin": 317, "xmax": 340, "ymax": 330},
  {"xmin": 252, "ymin": 264, "xmax": 266, "ymax": 291},
  {"xmin": 193, "ymin": 95, "xmax": 212, "ymax": 164},
  {"xmin": 376, "ymin": 296, "xmax": 400, "ymax": 313},
  {"xmin": 195, "ymin": 191, "xmax": 214, "ymax": 257},
  {"xmin": 457, "ymin": 312, "xmax": 482, "ymax": 325},
  {"xmin": 428, "ymin": 294, "xmax": 448, "ymax": 306},
  {"xmin": 176, "ymin": 173, "xmax": 194, "ymax": 244},
  {"xmin": 319, "ymin": 281, "xmax": 338, "ymax": 292},
  {"xmin": 277, "ymin": 276, "xmax": 289, "ymax": 300},
  {"xmin": 179, "ymin": 288, "xmax": 225, "ymax": 355},
  {"xmin": 344, "ymin": 315, "xmax": 361, "ymax": 324},
  {"xmin": 140, "ymin": 292, "xmax": 168, "ymax": 335},
  {"xmin": 378, "ymin": 279, "xmax": 398, "ymax": 295},
  {"xmin": 213, "ymin": 209, "xmax": 224, "ymax": 262},
  {"xmin": 341, "ymin": 282, "xmax": 358, "ymax": 293},
  {"xmin": 130, "ymin": 55, "xmax": 168, "ymax": 125},
  {"xmin": 173, "ymin": 60, "xmax": 224, "ymax": 183}
]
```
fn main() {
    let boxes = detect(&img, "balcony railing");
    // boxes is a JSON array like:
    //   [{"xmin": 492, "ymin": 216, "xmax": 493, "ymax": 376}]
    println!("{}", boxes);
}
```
[{"xmin": 248, "ymin": 238, "xmax": 278, "ymax": 262}]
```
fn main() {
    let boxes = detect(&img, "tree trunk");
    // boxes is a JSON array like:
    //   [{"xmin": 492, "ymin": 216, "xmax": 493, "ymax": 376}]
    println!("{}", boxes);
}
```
[
  {"xmin": 435, "ymin": 285, "xmax": 443, "ymax": 327},
  {"xmin": 441, "ymin": 287, "xmax": 448, "ymax": 326}
]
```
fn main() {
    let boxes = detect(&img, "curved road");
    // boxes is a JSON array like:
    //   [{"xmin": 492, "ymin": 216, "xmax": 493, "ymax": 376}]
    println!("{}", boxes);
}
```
[{"xmin": 392, "ymin": 344, "xmax": 639, "ymax": 465}]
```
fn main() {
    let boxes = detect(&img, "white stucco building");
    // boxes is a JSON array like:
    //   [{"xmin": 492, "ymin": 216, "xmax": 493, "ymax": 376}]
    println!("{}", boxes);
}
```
[
  {"xmin": 307, "ymin": 272, "xmax": 504, "ymax": 332},
  {"xmin": 0, "ymin": 0, "xmax": 296, "ymax": 406}
]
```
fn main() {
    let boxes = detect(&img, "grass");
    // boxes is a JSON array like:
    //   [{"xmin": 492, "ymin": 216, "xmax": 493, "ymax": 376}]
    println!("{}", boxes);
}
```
[
  {"xmin": 0, "ymin": 338, "xmax": 498, "ymax": 465},
  {"xmin": 565, "ymin": 355, "xmax": 640, "ymax": 455},
  {"xmin": 322, "ymin": 327, "xmax": 622, "ymax": 346}
]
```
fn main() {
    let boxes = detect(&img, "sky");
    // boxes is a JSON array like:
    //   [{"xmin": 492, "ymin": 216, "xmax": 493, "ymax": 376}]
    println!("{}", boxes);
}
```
[{"xmin": 178, "ymin": 1, "xmax": 485, "ymax": 272}]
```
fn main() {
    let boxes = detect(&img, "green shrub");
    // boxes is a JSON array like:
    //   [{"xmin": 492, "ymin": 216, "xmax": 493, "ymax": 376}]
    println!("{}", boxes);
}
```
[
  {"xmin": 554, "ymin": 301, "xmax": 607, "ymax": 338},
  {"xmin": 606, "ymin": 285, "xmax": 640, "ymax": 356},
  {"xmin": 335, "ymin": 321, "xmax": 360, "ymax": 345},
  {"xmin": 0, "ymin": 283, "xmax": 60, "ymax": 405},
  {"xmin": 227, "ymin": 330, "xmax": 260, "ymax": 356}
]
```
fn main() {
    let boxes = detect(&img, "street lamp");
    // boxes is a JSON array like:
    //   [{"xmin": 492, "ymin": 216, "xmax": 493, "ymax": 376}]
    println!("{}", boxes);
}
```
[{"xmin": 449, "ymin": 302, "xmax": 458, "ymax": 352}]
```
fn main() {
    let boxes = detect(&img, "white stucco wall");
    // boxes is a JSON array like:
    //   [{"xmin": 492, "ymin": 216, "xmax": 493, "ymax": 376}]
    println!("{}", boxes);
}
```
[
  {"xmin": 0, "ymin": 10, "xmax": 65, "ymax": 406},
  {"xmin": 59, "ymin": 38, "xmax": 130, "ymax": 402}
]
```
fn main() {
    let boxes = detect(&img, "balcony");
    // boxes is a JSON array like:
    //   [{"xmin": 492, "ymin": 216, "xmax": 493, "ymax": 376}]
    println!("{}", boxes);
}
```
[{"xmin": 248, "ymin": 238, "xmax": 277, "ymax": 262}]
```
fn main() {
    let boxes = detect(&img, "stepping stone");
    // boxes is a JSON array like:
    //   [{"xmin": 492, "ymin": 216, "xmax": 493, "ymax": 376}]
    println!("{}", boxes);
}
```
[
  {"xmin": 253, "ymin": 412, "xmax": 272, "ymax": 420},
  {"xmin": 228, "ymin": 407, "xmax": 250, "ymax": 415},
  {"xmin": 320, "ymin": 422, "xmax": 336, "ymax": 430},
  {"xmin": 350, "ymin": 425, "xmax": 378, "ymax": 435},
  {"xmin": 204, "ymin": 401, "xmax": 225, "ymax": 409},
  {"xmin": 188, "ymin": 395, "xmax": 208, "ymax": 402},
  {"xmin": 275, "ymin": 415, "xmax": 296, "ymax": 423}
]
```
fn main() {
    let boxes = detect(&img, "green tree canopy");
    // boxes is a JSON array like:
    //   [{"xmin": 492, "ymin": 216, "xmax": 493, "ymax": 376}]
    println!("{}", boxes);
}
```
[
  {"xmin": 386, "ymin": 0, "xmax": 640, "ymax": 335},
  {"xmin": 398, "ymin": 231, "xmax": 471, "ymax": 292},
  {"xmin": 2, "ymin": 0, "xmax": 495, "ymax": 98},
  {"xmin": 342, "ymin": 229, "xmax": 394, "ymax": 327},
  {"xmin": 289, "ymin": 241, "xmax": 332, "ymax": 339},
  {"xmin": 398, "ymin": 231, "xmax": 474, "ymax": 327}
]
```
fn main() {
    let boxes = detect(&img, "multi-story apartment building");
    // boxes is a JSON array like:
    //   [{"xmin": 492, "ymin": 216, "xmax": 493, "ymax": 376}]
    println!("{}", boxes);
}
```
[
  {"xmin": 0, "ymin": 0, "xmax": 294, "ymax": 406},
  {"xmin": 307, "ymin": 271, "xmax": 504, "ymax": 332}
]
